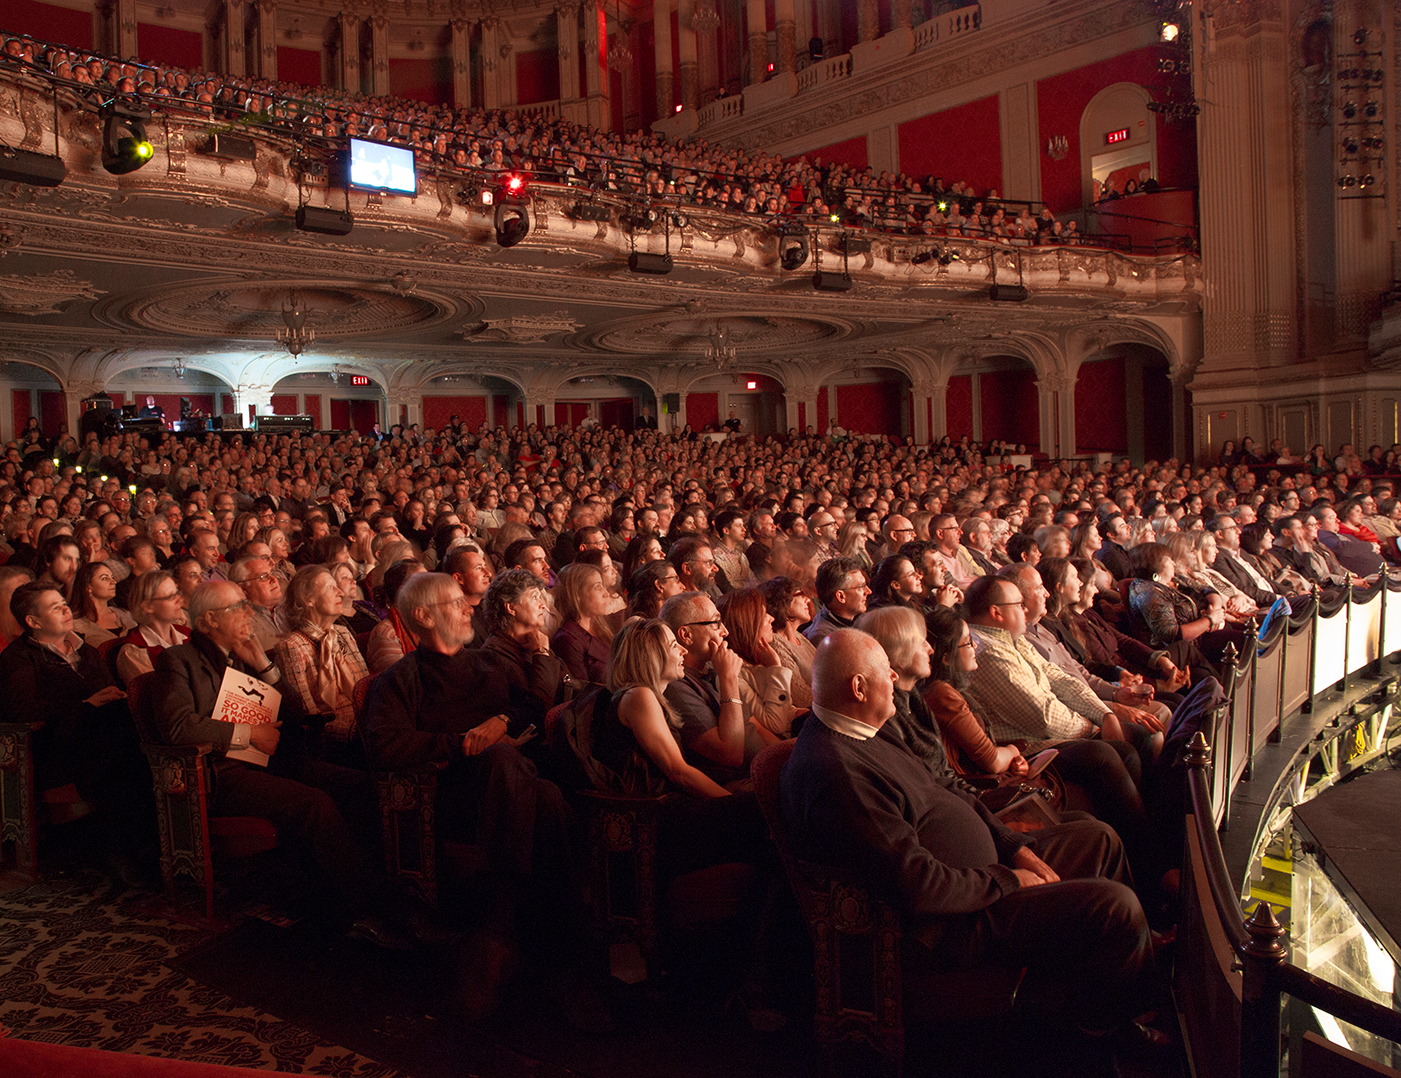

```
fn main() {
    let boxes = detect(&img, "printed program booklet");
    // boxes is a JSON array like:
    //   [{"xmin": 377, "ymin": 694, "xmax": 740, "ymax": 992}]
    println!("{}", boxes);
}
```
[{"xmin": 211, "ymin": 667, "xmax": 282, "ymax": 767}]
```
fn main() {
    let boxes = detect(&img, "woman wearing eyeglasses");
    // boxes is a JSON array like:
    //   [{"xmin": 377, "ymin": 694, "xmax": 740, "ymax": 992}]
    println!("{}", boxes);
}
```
[
  {"xmin": 115, "ymin": 570, "xmax": 190, "ymax": 685},
  {"xmin": 275, "ymin": 565, "xmax": 370, "ymax": 759}
]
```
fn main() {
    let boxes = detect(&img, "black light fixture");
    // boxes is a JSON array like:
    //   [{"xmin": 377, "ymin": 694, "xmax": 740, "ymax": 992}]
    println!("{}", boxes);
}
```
[
  {"xmin": 570, "ymin": 202, "xmax": 612, "ymax": 222},
  {"xmin": 494, "ymin": 201, "xmax": 531, "ymax": 247},
  {"xmin": 629, "ymin": 252, "xmax": 673, "ymax": 274},
  {"xmin": 493, "ymin": 172, "xmax": 532, "ymax": 247},
  {"xmin": 778, "ymin": 228, "xmax": 809, "ymax": 271},
  {"xmin": 989, "ymin": 283, "xmax": 1029, "ymax": 302},
  {"xmin": 101, "ymin": 102, "xmax": 154, "ymax": 175}
]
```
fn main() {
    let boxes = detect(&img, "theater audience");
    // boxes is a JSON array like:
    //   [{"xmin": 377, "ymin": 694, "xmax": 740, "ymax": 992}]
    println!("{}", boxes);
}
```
[
  {"xmin": 716, "ymin": 587, "xmax": 797, "ymax": 740},
  {"xmin": 778, "ymin": 629, "xmax": 1155, "ymax": 1033},
  {"xmin": 275, "ymin": 565, "xmax": 371, "ymax": 759},
  {"xmin": 68, "ymin": 559, "xmax": 137, "ymax": 646},
  {"xmin": 114, "ymin": 570, "xmax": 190, "ymax": 685},
  {"xmin": 366, "ymin": 558, "xmax": 426, "ymax": 674},
  {"xmin": 550, "ymin": 561, "xmax": 616, "ymax": 686}
]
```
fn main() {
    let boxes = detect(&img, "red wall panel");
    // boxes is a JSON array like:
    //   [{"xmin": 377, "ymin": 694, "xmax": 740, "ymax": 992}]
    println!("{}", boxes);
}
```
[
  {"xmin": 553, "ymin": 401, "xmax": 590, "ymax": 428},
  {"xmin": 1074, "ymin": 356, "xmax": 1128, "ymax": 453},
  {"xmin": 270, "ymin": 394, "xmax": 299, "ymax": 415},
  {"xmin": 423, "ymin": 395, "xmax": 487, "ymax": 432},
  {"xmin": 6, "ymin": 0, "xmax": 92, "ymax": 50},
  {"xmin": 600, "ymin": 398, "xmax": 634, "ymax": 430},
  {"xmin": 218, "ymin": 393, "xmax": 234, "ymax": 417},
  {"xmin": 137, "ymin": 24, "xmax": 202, "ymax": 70},
  {"xmin": 12, "ymin": 390, "xmax": 32, "ymax": 439},
  {"xmin": 277, "ymin": 46, "xmax": 322, "ymax": 88},
  {"xmin": 945, "ymin": 374, "xmax": 973, "ymax": 439},
  {"xmin": 350, "ymin": 399, "xmax": 378, "ymax": 435},
  {"xmin": 302, "ymin": 394, "xmax": 321, "ymax": 428},
  {"xmin": 388, "ymin": 57, "xmax": 450, "ymax": 105},
  {"xmin": 493, "ymin": 395, "xmax": 511, "ymax": 430},
  {"xmin": 330, "ymin": 399, "xmax": 351, "ymax": 430},
  {"xmin": 836, "ymin": 381, "xmax": 903, "ymax": 436},
  {"xmin": 809, "ymin": 135, "xmax": 868, "ymax": 172},
  {"xmin": 816, "ymin": 386, "xmax": 829, "ymax": 433},
  {"xmin": 640, "ymin": 21, "xmax": 657, "ymax": 125},
  {"xmin": 1036, "ymin": 46, "xmax": 1198, "ymax": 213},
  {"xmin": 39, "ymin": 390, "xmax": 66, "ymax": 437},
  {"xmin": 979, "ymin": 367, "xmax": 1039, "ymax": 450},
  {"xmin": 686, "ymin": 392, "xmax": 718, "ymax": 431},
  {"xmin": 897, "ymin": 95, "xmax": 1002, "ymax": 194},
  {"xmin": 516, "ymin": 48, "xmax": 561, "ymax": 105}
]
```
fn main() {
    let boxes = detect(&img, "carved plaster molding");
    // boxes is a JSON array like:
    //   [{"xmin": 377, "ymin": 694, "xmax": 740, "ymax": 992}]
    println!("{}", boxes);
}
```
[{"xmin": 0, "ymin": 269, "xmax": 105, "ymax": 314}]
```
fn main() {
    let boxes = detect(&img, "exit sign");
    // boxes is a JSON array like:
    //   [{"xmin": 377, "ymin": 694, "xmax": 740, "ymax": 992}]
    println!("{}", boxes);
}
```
[
  {"xmin": 350, "ymin": 375, "xmax": 370, "ymax": 386},
  {"xmin": 1106, "ymin": 128, "xmax": 1130, "ymax": 144}
]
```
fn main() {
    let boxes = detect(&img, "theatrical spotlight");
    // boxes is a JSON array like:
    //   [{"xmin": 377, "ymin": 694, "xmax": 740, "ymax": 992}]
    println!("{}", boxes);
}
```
[
  {"xmin": 778, "ymin": 228, "xmax": 809, "ymax": 271},
  {"xmin": 101, "ymin": 102, "xmax": 154, "ymax": 175},
  {"xmin": 494, "ymin": 201, "xmax": 531, "ymax": 247}
]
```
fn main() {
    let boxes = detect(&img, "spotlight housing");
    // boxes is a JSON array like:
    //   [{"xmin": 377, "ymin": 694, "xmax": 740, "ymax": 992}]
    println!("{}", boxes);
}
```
[
  {"xmin": 989, "ymin": 284, "xmax": 1029, "ymax": 302},
  {"xmin": 812, "ymin": 270, "xmax": 852, "ymax": 292},
  {"xmin": 778, "ymin": 230, "xmax": 809, "ymax": 271},
  {"xmin": 101, "ymin": 103, "xmax": 154, "ymax": 175},
  {"xmin": 494, "ymin": 201, "xmax": 531, "ymax": 247}
]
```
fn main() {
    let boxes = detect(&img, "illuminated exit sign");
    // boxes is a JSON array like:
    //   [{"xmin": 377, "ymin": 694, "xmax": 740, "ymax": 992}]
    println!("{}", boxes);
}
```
[
  {"xmin": 350, "ymin": 375, "xmax": 370, "ymax": 386},
  {"xmin": 1106, "ymin": 128, "xmax": 1130, "ymax": 145}
]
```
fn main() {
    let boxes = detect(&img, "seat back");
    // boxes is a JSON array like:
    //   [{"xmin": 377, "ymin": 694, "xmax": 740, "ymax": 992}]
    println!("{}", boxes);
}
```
[
  {"xmin": 752, "ymin": 740, "xmax": 904, "ymax": 1077},
  {"xmin": 126, "ymin": 671, "xmax": 159, "ymax": 743},
  {"xmin": 97, "ymin": 635, "xmax": 125, "ymax": 679}
]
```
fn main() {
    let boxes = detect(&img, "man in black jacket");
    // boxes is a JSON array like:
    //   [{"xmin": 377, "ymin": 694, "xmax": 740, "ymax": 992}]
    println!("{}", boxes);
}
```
[
  {"xmin": 0, "ymin": 580, "xmax": 155, "ymax": 875},
  {"xmin": 780, "ymin": 629, "xmax": 1154, "ymax": 1030}
]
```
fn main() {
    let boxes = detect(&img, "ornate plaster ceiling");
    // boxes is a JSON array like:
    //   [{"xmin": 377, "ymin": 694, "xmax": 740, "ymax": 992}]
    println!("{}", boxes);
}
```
[
  {"xmin": 93, "ymin": 281, "xmax": 470, "ymax": 341},
  {"xmin": 580, "ymin": 313, "xmax": 854, "ymax": 355}
]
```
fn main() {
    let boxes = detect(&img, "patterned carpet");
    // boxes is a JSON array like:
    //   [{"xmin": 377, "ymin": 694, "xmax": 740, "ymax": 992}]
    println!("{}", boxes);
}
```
[{"xmin": 0, "ymin": 869, "xmax": 403, "ymax": 1076}]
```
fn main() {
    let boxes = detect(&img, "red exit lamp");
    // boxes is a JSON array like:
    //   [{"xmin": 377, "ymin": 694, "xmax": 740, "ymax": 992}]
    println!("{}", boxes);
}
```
[
  {"xmin": 1105, "ymin": 127, "xmax": 1130, "ymax": 145},
  {"xmin": 746, "ymin": 380, "xmax": 757, "ymax": 390},
  {"xmin": 350, "ymin": 375, "xmax": 370, "ymax": 386}
]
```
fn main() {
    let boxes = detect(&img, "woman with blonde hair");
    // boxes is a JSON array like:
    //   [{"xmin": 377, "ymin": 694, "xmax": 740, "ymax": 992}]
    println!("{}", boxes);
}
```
[
  {"xmin": 255, "ymin": 525, "xmax": 294, "ymax": 586},
  {"xmin": 550, "ymin": 562, "xmax": 616, "ymax": 685},
  {"xmin": 275, "ymin": 564, "xmax": 370, "ymax": 758},
  {"xmin": 836, "ymin": 520, "xmax": 873, "ymax": 571},
  {"xmin": 598, "ymin": 619, "xmax": 769, "ymax": 871},
  {"xmin": 114, "ymin": 570, "xmax": 189, "ymax": 685}
]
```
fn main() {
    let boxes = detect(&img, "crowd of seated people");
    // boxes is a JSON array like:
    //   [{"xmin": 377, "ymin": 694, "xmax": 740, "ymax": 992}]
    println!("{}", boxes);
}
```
[
  {"xmin": 0, "ymin": 31, "xmax": 1080, "ymax": 244},
  {"xmin": 4, "ymin": 409, "xmax": 1396, "ymax": 1054}
]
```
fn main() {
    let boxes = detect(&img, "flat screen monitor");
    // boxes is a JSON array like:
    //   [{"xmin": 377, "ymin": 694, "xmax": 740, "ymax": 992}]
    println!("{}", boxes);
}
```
[{"xmin": 348, "ymin": 137, "xmax": 416, "ymax": 196}]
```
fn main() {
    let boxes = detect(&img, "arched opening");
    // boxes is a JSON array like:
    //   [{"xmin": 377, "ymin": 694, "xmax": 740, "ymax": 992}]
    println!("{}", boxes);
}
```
[
  {"xmin": 682, "ymin": 371, "xmax": 786, "ymax": 438},
  {"xmin": 553, "ymin": 375, "xmax": 657, "ymax": 431},
  {"xmin": 1074, "ymin": 344, "xmax": 1173, "ymax": 463},
  {"xmin": 272, "ymin": 372, "xmax": 381, "ymax": 433},
  {"xmin": 0, "ymin": 360, "xmax": 65, "ymax": 442},
  {"xmin": 945, "ymin": 357, "xmax": 1038, "ymax": 451},
  {"xmin": 825, "ymin": 366, "xmax": 911, "ymax": 439},
  {"xmin": 107, "ymin": 364, "xmax": 236, "ymax": 429},
  {"xmin": 422, "ymin": 373, "xmax": 496, "ymax": 432},
  {"xmin": 1080, "ymin": 82, "xmax": 1156, "ymax": 206}
]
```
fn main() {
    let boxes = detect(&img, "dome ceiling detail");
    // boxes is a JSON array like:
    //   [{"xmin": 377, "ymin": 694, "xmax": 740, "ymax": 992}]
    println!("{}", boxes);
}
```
[{"xmin": 582, "ymin": 314, "xmax": 853, "ymax": 355}]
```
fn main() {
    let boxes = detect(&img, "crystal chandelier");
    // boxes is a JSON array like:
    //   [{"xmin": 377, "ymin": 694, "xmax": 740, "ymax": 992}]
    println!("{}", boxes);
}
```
[
  {"xmin": 692, "ymin": 0, "xmax": 719, "ymax": 35},
  {"xmin": 276, "ymin": 290, "xmax": 314, "ymax": 357},
  {"xmin": 705, "ymin": 323, "xmax": 736, "ymax": 370}
]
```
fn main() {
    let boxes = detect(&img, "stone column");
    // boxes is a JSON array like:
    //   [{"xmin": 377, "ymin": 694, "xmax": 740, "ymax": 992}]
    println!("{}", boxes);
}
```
[
  {"xmin": 773, "ymin": 0, "xmax": 796, "ymax": 74},
  {"xmin": 677, "ymin": 0, "xmax": 699, "ymax": 108},
  {"xmin": 235, "ymin": 383, "xmax": 273, "ymax": 419},
  {"xmin": 479, "ymin": 20, "xmax": 500, "ymax": 107},
  {"xmin": 692, "ymin": 0, "xmax": 719, "ymax": 101},
  {"xmin": 581, "ymin": 0, "xmax": 610, "ymax": 128},
  {"xmin": 653, "ymin": 0, "xmax": 674, "ymax": 115},
  {"xmin": 746, "ymin": 0, "xmax": 768, "ymax": 82},
  {"xmin": 857, "ymin": 0, "xmax": 878, "ymax": 43},
  {"xmin": 1194, "ymin": 5, "xmax": 1295, "ymax": 371},
  {"xmin": 369, "ymin": 13, "xmax": 390, "ymax": 97},
  {"xmin": 450, "ymin": 18, "xmax": 472, "ymax": 108},
  {"xmin": 1035, "ymin": 375, "xmax": 1075, "ymax": 459},
  {"xmin": 891, "ymin": 0, "xmax": 913, "ymax": 31},
  {"xmin": 911, "ymin": 380, "xmax": 943, "ymax": 445},
  {"xmin": 256, "ymin": 0, "xmax": 277, "ymax": 79},
  {"xmin": 212, "ymin": 1, "xmax": 247, "ymax": 77},
  {"xmin": 557, "ymin": 4, "xmax": 581, "ymax": 103},
  {"xmin": 114, "ymin": 0, "xmax": 139, "ymax": 58},
  {"xmin": 497, "ymin": 35, "xmax": 515, "ymax": 108}
]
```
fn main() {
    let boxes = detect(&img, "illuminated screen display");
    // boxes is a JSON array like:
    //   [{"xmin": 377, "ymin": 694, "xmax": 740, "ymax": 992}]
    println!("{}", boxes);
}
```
[{"xmin": 348, "ymin": 138, "xmax": 416, "ymax": 195}]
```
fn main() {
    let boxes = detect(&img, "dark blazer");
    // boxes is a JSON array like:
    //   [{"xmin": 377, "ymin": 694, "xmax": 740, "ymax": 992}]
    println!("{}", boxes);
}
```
[
  {"xmin": 1097, "ymin": 540, "xmax": 1132, "ymax": 581},
  {"xmin": 550, "ymin": 619, "xmax": 610, "ymax": 686},
  {"xmin": 1213, "ymin": 548, "xmax": 1280, "ymax": 606},
  {"xmin": 150, "ymin": 631, "xmax": 270, "ymax": 752}
]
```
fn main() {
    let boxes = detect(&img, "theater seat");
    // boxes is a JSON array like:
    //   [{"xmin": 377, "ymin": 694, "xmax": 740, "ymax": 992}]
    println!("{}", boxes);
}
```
[
  {"xmin": 352, "ymin": 675, "xmax": 486, "ymax": 910},
  {"xmin": 751, "ymin": 741, "xmax": 1023, "ymax": 1078},
  {"xmin": 126, "ymin": 672, "xmax": 277, "ymax": 920},
  {"xmin": 0, "ymin": 721, "xmax": 92, "ymax": 880}
]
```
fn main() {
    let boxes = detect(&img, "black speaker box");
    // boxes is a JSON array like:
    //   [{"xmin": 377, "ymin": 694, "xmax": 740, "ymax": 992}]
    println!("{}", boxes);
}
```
[
  {"xmin": 0, "ymin": 147, "xmax": 66, "ymax": 187},
  {"xmin": 296, "ymin": 206, "xmax": 354, "ymax": 235},
  {"xmin": 813, "ymin": 270, "xmax": 853, "ymax": 292},
  {"xmin": 628, "ymin": 252, "xmax": 673, "ymax": 274}
]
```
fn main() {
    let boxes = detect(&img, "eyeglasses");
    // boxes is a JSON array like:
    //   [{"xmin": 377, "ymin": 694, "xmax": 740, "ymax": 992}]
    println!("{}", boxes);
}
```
[
  {"xmin": 208, "ymin": 599, "xmax": 251, "ymax": 615},
  {"xmin": 990, "ymin": 600, "xmax": 1026, "ymax": 610},
  {"xmin": 238, "ymin": 571, "xmax": 274, "ymax": 586},
  {"xmin": 957, "ymin": 640, "xmax": 977, "ymax": 649},
  {"xmin": 430, "ymin": 596, "xmax": 471, "ymax": 610},
  {"xmin": 152, "ymin": 591, "xmax": 181, "ymax": 602},
  {"xmin": 683, "ymin": 618, "xmax": 723, "ymax": 628}
]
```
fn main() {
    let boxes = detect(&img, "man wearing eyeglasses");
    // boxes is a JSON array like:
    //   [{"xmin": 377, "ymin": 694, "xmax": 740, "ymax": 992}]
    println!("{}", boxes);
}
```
[
  {"xmin": 877, "ymin": 514, "xmax": 916, "ymax": 563},
  {"xmin": 659, "ymin": 590, "xmax": 757, "ymax": 785},
  {"xmin": 151, "ymin": 580, "xmax": 406, "ymax": 943},
  {"xmin": 927, "ymin": 514, "xmax": 981, "ymax": 590},
  {"xmin": 229, "ymin": 555, "xmax": 287, "ymax": 650}
]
